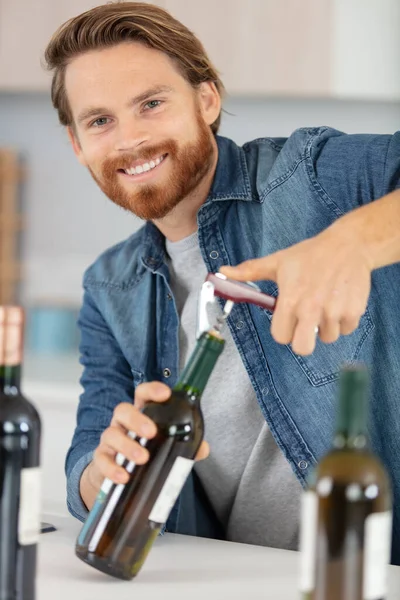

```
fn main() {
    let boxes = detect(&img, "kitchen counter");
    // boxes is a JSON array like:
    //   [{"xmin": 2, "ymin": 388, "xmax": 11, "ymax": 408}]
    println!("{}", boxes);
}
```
[
  {"xmin": 25, "ymin": 353, "xmax": 400, "ymax": 599},
  {"xmin": 39, "ymin": 513, "xmax": 400, "ymax": 600}
]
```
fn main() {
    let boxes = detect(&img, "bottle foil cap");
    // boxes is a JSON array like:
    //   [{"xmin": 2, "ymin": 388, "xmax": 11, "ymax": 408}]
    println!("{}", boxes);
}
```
[{"xmin": 0, "ymin": 306, "xmax": 24, "ymax": 366}]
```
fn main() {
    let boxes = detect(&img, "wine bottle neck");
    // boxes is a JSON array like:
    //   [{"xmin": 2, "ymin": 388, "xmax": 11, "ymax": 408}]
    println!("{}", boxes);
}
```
[
  {"xmin": 0, "ymin": 305, "xmax": 24, "ymax": 396},
  {"xmin": 0, "ymin": 364, "xmax": 22, "ymax": 395},
  {"xmin": 174, "ymin": 331, "xmax": 224, "ymax": 399},
  {"xmin": 332, "ymin": 366, "xmax": 368, "ymax": 451}
]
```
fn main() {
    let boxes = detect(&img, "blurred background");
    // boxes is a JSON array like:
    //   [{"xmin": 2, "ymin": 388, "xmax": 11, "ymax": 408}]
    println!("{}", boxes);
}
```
[{"xmin": 0, "ymin": 0, "xmax": 399, "ymax": 357}]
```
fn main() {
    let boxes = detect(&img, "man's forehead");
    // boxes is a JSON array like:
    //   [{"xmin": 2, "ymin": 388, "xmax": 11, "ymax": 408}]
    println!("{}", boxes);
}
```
[
  {"xmin": 65, "ymin": 43, "xmax": 186, "ymax": 112},
  {"xmin": 65, "ymin": 42, "xmax": 178, "ymax": 84}
]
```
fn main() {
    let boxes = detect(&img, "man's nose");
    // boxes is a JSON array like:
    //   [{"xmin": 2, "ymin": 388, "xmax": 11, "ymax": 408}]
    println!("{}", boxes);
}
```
[{"xmin": 113, "ymin": 118, "xmax": 150, "ymax": 153}]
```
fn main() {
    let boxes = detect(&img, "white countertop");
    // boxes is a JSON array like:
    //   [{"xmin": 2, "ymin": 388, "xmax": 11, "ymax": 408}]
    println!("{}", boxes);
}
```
[
  {"xmin": 39, "ymin": 513, "xmax": 400, "ymax": 600},
  {"xmin": 26, "ymin": 353, "xmax": 400, "ymax": 598}
]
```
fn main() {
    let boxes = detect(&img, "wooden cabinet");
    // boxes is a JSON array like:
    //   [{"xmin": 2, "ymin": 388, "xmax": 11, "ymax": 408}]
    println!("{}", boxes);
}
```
[
  {"xmin": 165, "ymin": 0, "xmax": 331, "ymax": 97},
  {"xmin": 0, "ymin": 0, "xmax": 166, "ymax": 90},
  {"xmin": 165, "ymin": 0, "xmax": 400, "ymax": 100},
  {"xmin": 0, "ymin": 0, "xmax": 56, "ymax": 90},
  {"xmin": 0, "ymin": 0, "xmax": 398, "ymax": 99}
]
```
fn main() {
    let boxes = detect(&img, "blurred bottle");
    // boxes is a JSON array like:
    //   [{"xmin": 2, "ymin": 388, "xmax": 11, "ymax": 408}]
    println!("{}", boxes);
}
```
[
  {"xmin": 0, "ymin": 306, "xmax": 41, "ymax": 600},
  {"xmin": 299, "ymin": 364, "xmax": 392, "ymax": 600}
]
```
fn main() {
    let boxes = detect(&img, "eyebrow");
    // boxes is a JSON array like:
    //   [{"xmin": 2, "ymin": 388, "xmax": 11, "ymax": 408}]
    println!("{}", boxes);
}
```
[{"xmin": 76, "ymin": 85, "xmax": 174, "ymax": 125}]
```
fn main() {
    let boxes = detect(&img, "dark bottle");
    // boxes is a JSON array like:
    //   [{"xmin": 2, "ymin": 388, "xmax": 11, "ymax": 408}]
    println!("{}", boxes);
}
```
[
  {"xmin": 76, "ymin": 330, "xmax": 225, "ymax": 580},
  {"xmin": 0, "ymin": 307, "xmax": 41, "ymax": 600},
  {"xmin": 299, "ymin": 365, "xmax": 392, "ymax": 600}
]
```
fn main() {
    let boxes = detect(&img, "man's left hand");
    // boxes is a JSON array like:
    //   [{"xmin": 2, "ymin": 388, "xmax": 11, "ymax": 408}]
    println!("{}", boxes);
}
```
[{"xmin": 220, "ymin": 223, "xmax": 373, "ymax": 356}]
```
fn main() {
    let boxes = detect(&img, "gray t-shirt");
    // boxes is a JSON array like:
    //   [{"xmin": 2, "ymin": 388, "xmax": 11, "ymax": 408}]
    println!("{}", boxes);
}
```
[{"xmin": 166, "ymin": 231, "xmax": 303, "ymax": 549}]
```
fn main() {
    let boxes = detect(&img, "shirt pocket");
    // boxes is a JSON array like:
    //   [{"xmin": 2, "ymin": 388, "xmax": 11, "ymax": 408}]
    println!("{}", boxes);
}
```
[{"xmin": 257, "ymin": 281, "xmax": 375, "ymax": 386}]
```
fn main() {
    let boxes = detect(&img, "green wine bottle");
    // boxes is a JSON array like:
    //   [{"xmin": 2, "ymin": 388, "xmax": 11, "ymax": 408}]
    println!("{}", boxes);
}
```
[
  {"xmin": 76, "ymin": 330, "xmax": 224, "ymax": 580},
  {"xmin": 299, "ymin": 365, "xmax": 392, "ymax": 600},
  {"xmin": 0, "ymin": 306, "xmax": 41, "ymax": 600}
]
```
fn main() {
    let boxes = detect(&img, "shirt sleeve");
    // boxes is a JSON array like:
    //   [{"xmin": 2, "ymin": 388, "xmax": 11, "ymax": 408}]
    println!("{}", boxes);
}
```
[
  {"xmin": 383, "ymin": 131, "xmax": 400, "ymax": 194},
  {"xmin": 65, "ymin": 288, "xmax": 136, "ymax": 521},
  {"xmin": 312, "ymin": 129, "xmax": 400, "ymax": 215},
  {"xmin": 66, "ymin": 450, "xmax": 94, "ymax": 522}
]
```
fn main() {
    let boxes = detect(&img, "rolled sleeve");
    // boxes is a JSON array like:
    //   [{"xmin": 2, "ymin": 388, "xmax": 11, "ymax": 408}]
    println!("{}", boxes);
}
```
[{"xmin": 66, "ymin": 450, "xmax": 94, "ymax": 522}]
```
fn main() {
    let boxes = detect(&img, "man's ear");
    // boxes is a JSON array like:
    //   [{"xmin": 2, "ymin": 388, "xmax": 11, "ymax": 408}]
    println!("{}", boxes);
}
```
[
  {"xmin": 67, "ymin": 126, "xmax": 87, "ymax": 166},
  {"xmin": 197, "ymin": 81, "xmax": 221, "ymax": 127}
]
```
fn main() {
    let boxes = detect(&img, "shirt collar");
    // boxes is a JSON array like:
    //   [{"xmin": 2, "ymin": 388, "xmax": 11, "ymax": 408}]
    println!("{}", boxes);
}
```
[
  {"xmin": 207, "ymin": 135, "xmax": 254, "ymax": 203},
  {"xmin": 141, "ymin": 134, "xmax": 256, "ymax": 270}
]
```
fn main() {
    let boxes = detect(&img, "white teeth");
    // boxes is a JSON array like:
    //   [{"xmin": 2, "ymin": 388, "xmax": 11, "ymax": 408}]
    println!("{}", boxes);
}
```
[{"xmin": 124, "ymin": 154, "xmax": 165, "ymax": 176}]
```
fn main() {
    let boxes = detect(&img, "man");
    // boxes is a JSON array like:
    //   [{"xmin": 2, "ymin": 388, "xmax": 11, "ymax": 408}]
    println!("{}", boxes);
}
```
[{"xmin": 45, "ymin": 2, "xmax": 400, "ymax": 561}]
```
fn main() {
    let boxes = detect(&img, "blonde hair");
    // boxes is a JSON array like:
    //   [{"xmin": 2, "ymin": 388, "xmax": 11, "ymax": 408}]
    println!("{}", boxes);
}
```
[{"xmin": 44, "ymin": 2, "xmax": 224, "ymax": 134}]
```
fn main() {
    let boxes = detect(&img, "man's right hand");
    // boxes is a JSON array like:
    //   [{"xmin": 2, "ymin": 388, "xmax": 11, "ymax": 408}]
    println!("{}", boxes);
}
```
[{"xmin": 79, "ymin": 381, "xmax": 210, "ymax": 510}]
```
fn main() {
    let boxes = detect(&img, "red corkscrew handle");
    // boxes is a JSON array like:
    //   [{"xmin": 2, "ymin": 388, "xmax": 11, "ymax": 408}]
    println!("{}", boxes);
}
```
[{"xmin": 206, "ymin": 273, "xmax": 276, "ymax": 312}]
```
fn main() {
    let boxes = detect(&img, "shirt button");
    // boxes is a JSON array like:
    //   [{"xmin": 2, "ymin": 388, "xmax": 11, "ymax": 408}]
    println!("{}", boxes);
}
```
[
  {"xmin": 236, "ymin": 320, "xmax": 244, "ymax": 330},
  {"xmin": 163, "ymin": 368, "xmax": 171, "ymax": 378},
  {"xmin": 298, "ymin": 460, "xmax": 308, "ymax": 470},
  {"xmin": 167, "ymin": 293, "xmax": 172, "ymax": 300},
  {"xmin": 209, "ymin": 250, "xmax": 219, "ymax": 259}
]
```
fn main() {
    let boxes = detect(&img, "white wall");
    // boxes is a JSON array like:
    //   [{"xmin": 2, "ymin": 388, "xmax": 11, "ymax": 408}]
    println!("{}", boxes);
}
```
[
  {"xmin": 0, "ymin": 92, "xmax": 399, "ymax": 305},
  {"xmin": 332, "ymin": 0, "xmax": 400, "ymax": 100}
]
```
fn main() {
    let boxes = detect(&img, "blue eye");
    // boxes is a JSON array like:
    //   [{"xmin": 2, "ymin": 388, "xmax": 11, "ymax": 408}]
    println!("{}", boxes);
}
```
[
  {"xmin": 91, "ymin": 117, "xmax": 110, "ymax": 127},
  {"xmin": 145, "ymin": 100, "xmax": 162, "ymax": 110}
]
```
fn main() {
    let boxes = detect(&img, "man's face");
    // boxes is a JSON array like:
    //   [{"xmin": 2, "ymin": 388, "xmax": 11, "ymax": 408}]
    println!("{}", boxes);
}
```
[{"xmin": 65, "ymin": 42, "xmax": 219, "ymax": 221}]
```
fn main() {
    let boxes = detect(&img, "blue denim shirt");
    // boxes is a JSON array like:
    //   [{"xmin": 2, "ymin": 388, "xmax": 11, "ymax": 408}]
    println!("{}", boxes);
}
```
[{"xmin": 66, "ymin": 127, "xmax": 400, "ymax": 563}]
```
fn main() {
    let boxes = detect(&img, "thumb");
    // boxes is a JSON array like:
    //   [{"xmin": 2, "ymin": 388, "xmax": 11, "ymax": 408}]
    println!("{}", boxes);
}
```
[
  {"xmin": 219, "ymin": 254, "xmax": 278, "ymax": 282},
  {"xmin": 195, "ymin": 440, "xmax": 210, "ymax": 461}
]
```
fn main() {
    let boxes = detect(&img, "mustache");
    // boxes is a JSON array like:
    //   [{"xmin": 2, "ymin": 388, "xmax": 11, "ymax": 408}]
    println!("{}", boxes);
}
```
[{"xmin": 102, "ymin": 141, "xmax": 177, "ymax": 171}]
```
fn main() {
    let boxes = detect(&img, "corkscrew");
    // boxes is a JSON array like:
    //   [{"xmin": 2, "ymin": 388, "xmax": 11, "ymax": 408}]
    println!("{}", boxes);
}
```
[{"xmin": 196, "ymin": 272, "xmax": 276, "ymax": 339}]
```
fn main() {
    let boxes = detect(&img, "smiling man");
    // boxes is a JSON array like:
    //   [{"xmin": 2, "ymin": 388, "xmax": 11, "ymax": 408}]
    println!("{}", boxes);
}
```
[{"xmin": 45, "ymin": 3, "xmax": 400, "ymax": 561}]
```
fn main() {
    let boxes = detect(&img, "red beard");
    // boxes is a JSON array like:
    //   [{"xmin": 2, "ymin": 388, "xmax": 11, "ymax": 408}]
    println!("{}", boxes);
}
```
[{"xmin": 89, "ymin": 112, "xmax": 215, "ymax": 221}]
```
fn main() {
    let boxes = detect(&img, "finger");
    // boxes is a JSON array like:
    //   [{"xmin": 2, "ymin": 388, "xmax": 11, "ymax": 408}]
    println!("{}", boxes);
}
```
[
  {"xmin": 195, "ymin": 440, "xmax": 210, "ymax": 461},
  {"xmin": 291, "ymin": 316, "xmax": 320, "ymax": 356},
  {"xmin": 92, "ymin": 449, "xmax": 130, "ymax": 484},
  {"xmin": 219, "ymin": 255, "xmax": 278, "ymax": 282},
  {"xmin": 340, "ymin": 315, "xmax": 361, "ymax": 336},
  {"xmin": 339, "ymin": 295, "xmax": 366, "ymax": 336},
  {"xmin": 318, "ymin": 318, "xmax": 340, "ymax": 344},
  {"xmin": 318, "ymin": 301, "xmax": 342, "ymax": 344},
  {"xmin": 100, "ymin": 426, "xmax": 151, "ymax": 463},
  {"xmin": 270, "ymin": 296, "xmax": 298, "ymax": 345},
  {"xmin": 112, "ymin": 402, "xmax": 158, "ymax": 437},
  {"xmin": 134, "ymin": 382, "xmax": 171, "ymax": 409}
]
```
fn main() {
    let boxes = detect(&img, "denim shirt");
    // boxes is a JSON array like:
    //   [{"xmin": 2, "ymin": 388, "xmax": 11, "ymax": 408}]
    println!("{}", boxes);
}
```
[{"xmin": 66, "ymin": 127, "xmax": 400, "ymax": 563}]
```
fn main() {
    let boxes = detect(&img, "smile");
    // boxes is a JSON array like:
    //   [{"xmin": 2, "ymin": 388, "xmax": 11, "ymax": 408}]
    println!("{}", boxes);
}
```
[{"xmin": 121, "ymin": 154, "xmax": 167, "ymax": 176}]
